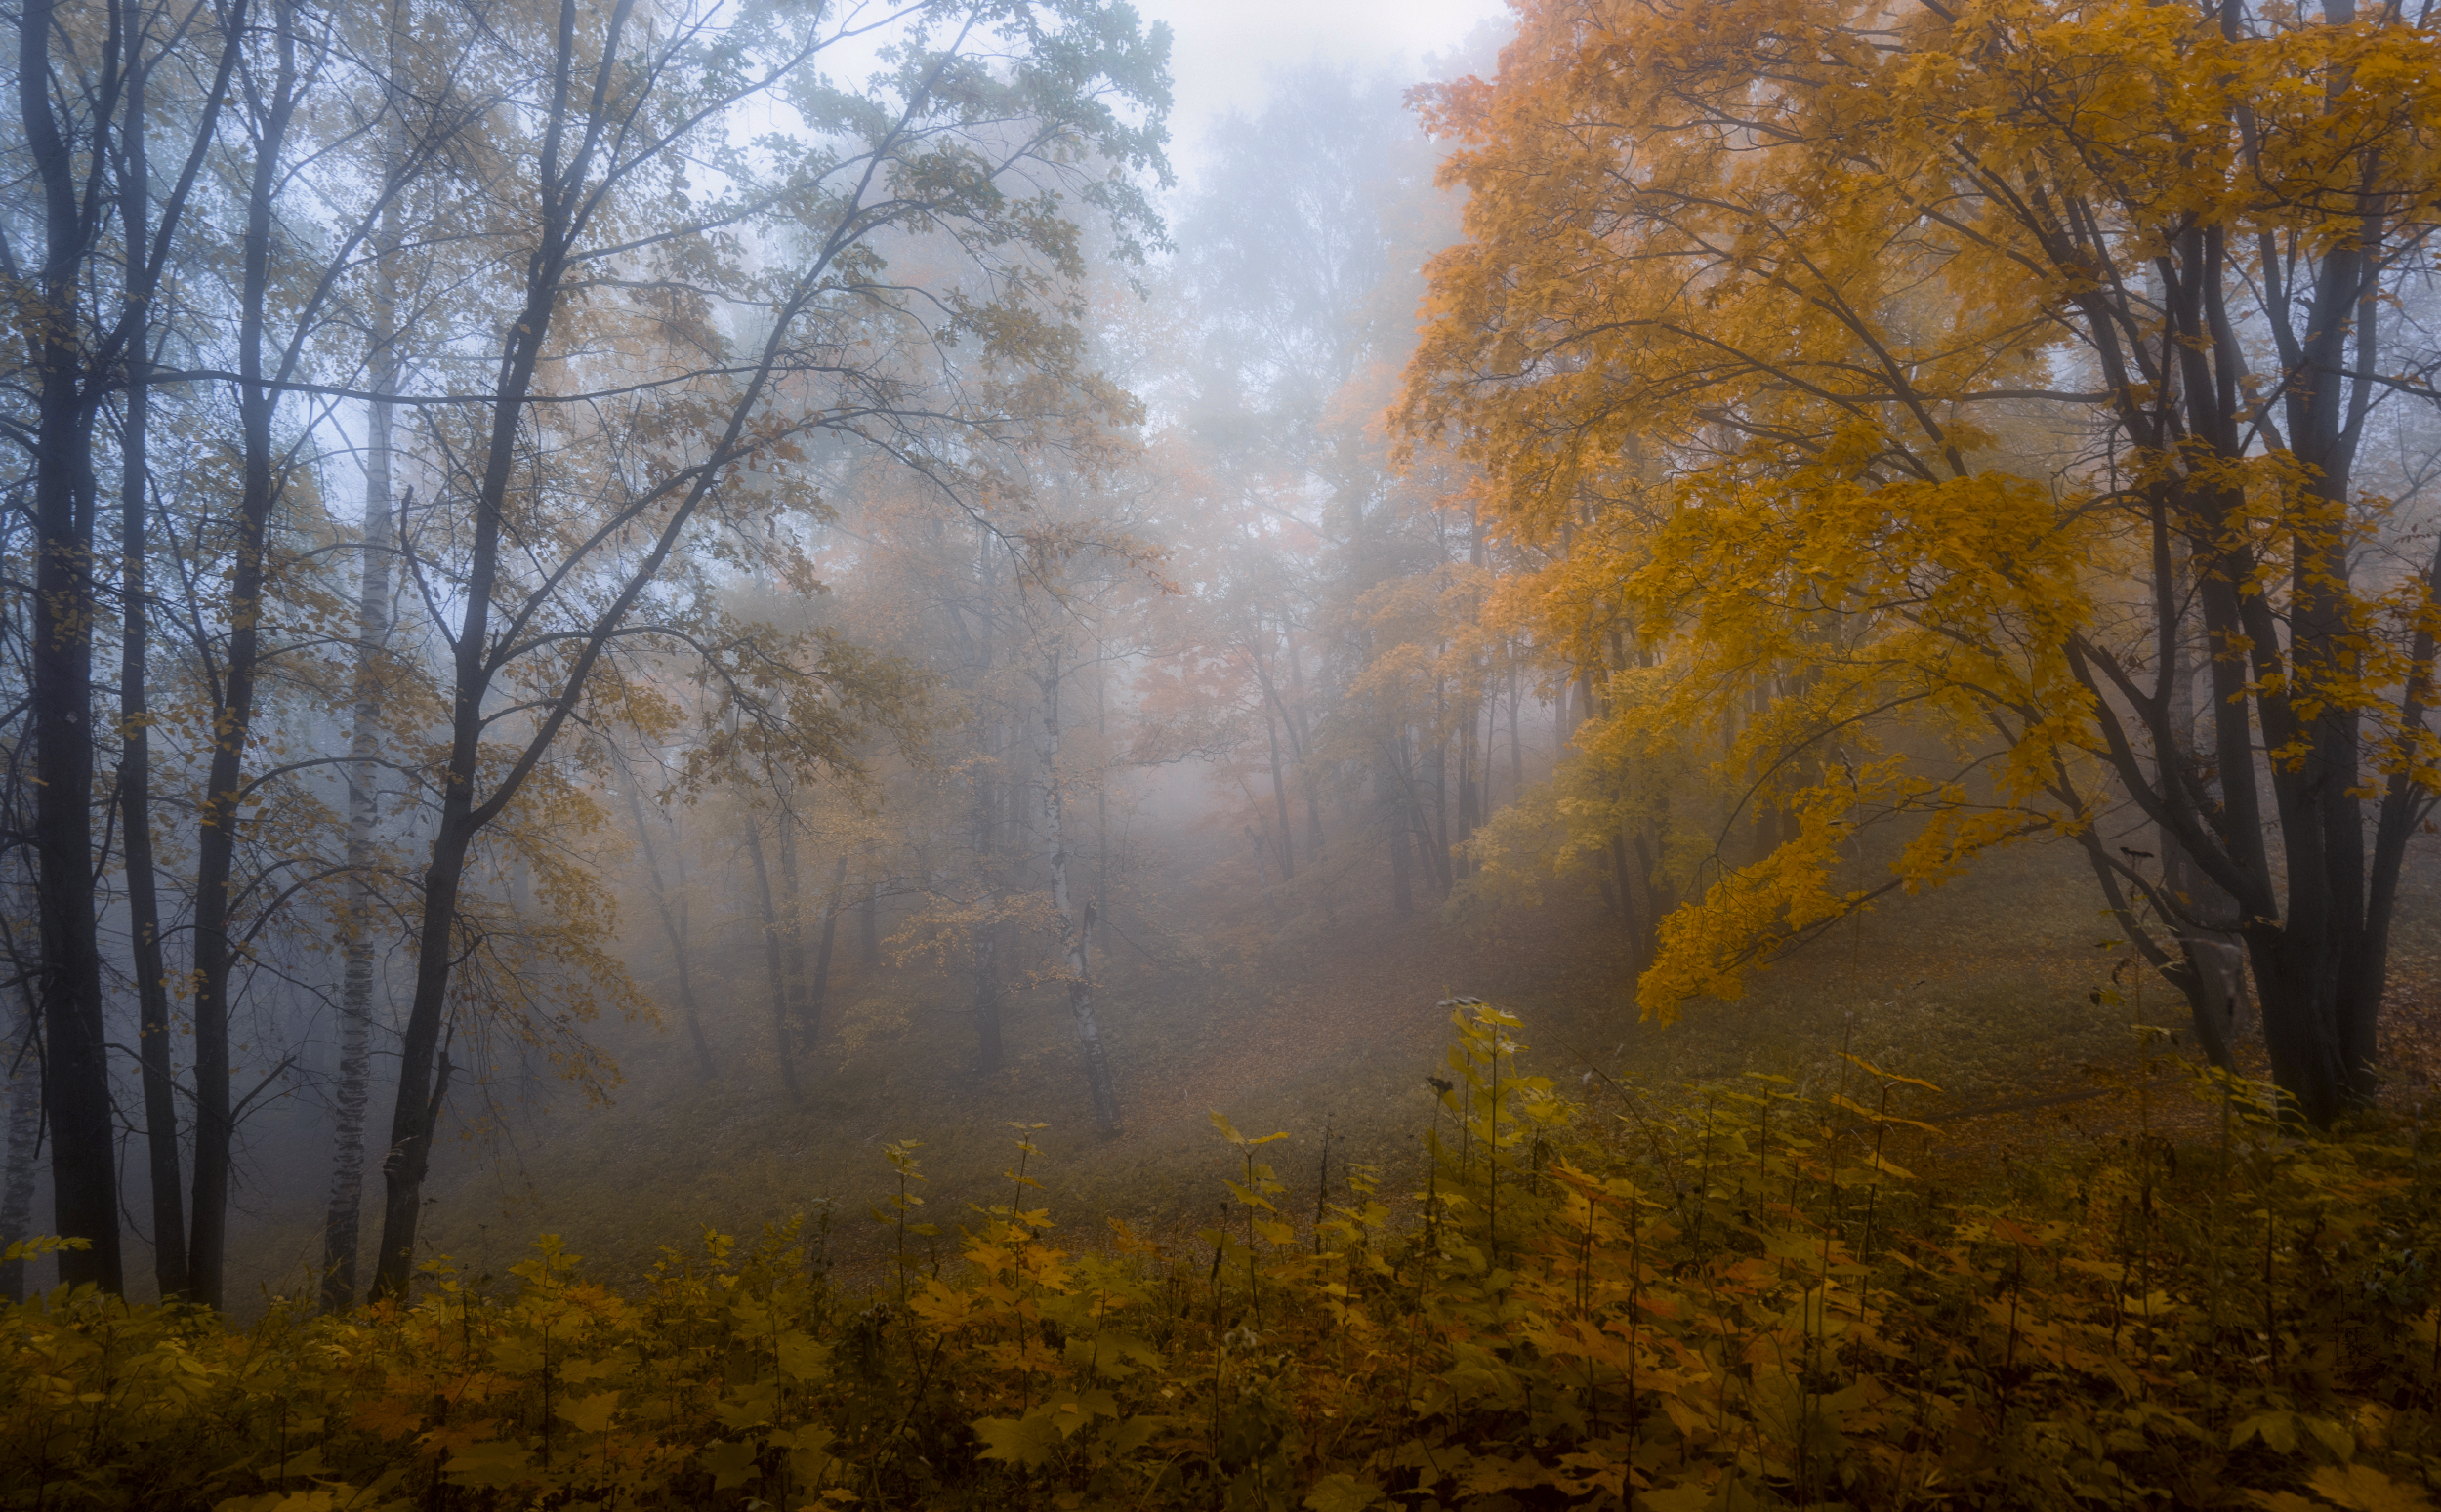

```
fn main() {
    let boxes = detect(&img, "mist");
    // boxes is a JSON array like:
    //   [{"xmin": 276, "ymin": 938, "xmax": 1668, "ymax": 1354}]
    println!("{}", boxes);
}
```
[
  {"xmin": 1, "ymin": 2, "xmax": 1560, "ymax": 1308},
  {"xmin": 11, "ymin": 1, "xmax": 2441, "ymax": 1504}
]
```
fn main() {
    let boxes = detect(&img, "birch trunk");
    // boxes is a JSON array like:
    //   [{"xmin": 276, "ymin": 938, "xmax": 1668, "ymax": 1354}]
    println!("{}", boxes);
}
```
[
  {"xmin": 320, "ymin": 184, "xmax": 399, "ymax": 1312},
  {"xmin": 1039, "ymin": 644, "xmax": 1120, "ymax": 1132},
  {"xmin": 969, "ymin": 529, "xmax": 1005, "ymax": 1073}
]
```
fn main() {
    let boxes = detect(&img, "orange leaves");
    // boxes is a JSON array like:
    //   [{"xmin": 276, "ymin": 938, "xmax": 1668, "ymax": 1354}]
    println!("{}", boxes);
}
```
[
  {"xmin": 1400, "ymin": 0, "xmax": 2441, "ymax": 1034},
  {"xmin": 13, "ymin": 1005, "xmax": 2441, "ymax": 1508}
]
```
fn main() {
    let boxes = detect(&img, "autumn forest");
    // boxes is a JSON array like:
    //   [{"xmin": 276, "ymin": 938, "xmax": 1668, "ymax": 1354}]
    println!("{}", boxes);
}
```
[{"xmin": 7, "ymin": 0, "xmax": 2441, "ymax": 1505}]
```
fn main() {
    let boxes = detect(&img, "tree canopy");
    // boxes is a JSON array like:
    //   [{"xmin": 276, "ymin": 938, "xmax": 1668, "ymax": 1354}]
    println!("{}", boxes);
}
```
[{"xmin": 1405, "ymin": 0, "xmax": 2441, "ymax": 1124}]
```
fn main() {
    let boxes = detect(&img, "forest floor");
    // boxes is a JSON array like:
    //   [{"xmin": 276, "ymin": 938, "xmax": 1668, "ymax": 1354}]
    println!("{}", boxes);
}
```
[{"xmin": 202, "ymin": 823, "xmax": 2441, "ymax": 1317}]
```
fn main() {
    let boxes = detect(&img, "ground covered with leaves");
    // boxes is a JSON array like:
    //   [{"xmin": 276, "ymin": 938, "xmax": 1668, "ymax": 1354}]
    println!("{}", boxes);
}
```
[{"xmin": 12, "ymin": 1004, "xmax": 2441, "ymax": 1511}]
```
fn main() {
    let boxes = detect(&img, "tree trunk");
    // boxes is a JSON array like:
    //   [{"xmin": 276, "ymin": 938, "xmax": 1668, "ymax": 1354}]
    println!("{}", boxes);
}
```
[
  {"xmin": 1507, "ymin": 658, "xmax": 1524, "ymax": 805},
  {"xmin": 1040, "ymin": 644, "xmax": 1120, "ymax": 1132},
  {"xmin": 776, "ymin": 811, "xmax": 812, "ymax": 1042},
  {"xmin": 320, "ymin": 189, "xmax": 400, "ymax": 1313},
  {"xmin": 1249, "ymin": 821, "xmax": 1279, "ymax": 921},
  {"xmin": 1285, "ymin": 635, "xmax": 1329, "ymax": 866},
  {"xmin": 970, "ymin": 536, "xmax": 1005, "ymax": 1073},
  {"xmin": 367, "ymin": 357, "xmax": 541, "ymax": 1298},
  {"xmin": 1630, "ymin": 832, "xmax": 1666, "ymax": 970},
  {"xmin": 1429, "ymin": 690, "xmax": 1451, "ymax": 876},
  {"xmin": 1380, "ymin": 763, "xmax": 1414, "ymax": 919},
  {"xmin": 1608, "ymin": 832, "xmax": 1635, "ymax": 931},
  {"xmin": 1457, "ymin": 685, "xmax": 1481, "ymax": 878},
  {"xmin": 20, "ymin": 0, "xmax": 246, "ymax": 1295},
  {"xmin": 118, "ymin": 61, "xmax": 187, "ymax": 1303},
  {"xmin": 21, "ymin": 0, "xmax": 124, "ymax": 1297},
  {"xmin": 2167, "ymin": 934, "xmax": 2249, "ymax": 1072},
  {"xmin": 744, "ymin": 816, "xmax": 801, "ymax": 1100},
  {"xmin": 859, "ymin": 881, "xmax": 880, "ymax": 971},
  {"xmin": 2252, "ymin": 929, "xmax": 2355, "ymax": 1125},
  {"xmin": 1, "ymin": 990, "xmax": 40, "ymax": 1302},
  {"xmin": 2149, "ymin": 542, "xmax": 2253, "ymax": 1074},
  {"xmin": 619, "ymin": 760, "xmax": 713, "ymax": 1078},
  {"xmin": 188, "ymin": 6, "xmax": 303, "ymax": 1308},
  {"xmin": 1262, "ymin": 705, "xmax": 1294, "ymax": 881},
  {"xmin": 1397, "ymin": 731, "xmax": 1452, "ymax": 894},
  {"xmin": 371, "ymin": 3, "xmax": 628, "ymax": 1301},
  {"xmin": 971, "ymin": 927, "xmax": 1005, "ymax": 1075},
  {"xmin": 2057, "ymin": 210, "xmax": 2400, "ymax": 1125},
  {"xmin": 1096, "ymin": 648, "xmax": 1112, "ymax": 957},
  {"xmin": 809, "ymin": 854, "xmax": 848, "ymax": 1044}
]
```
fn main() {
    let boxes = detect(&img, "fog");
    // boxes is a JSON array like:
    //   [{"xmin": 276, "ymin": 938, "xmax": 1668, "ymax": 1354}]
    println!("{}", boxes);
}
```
[
  {"xmin": 1, "ymin": 0, "xmax": 1566, "ymax": 1307},
  {"xmin": 25, "ymin": 7, "xmax": 2441, "ymax": 1509},
  {"xmin": 9, "ymin": 0, "xmax": 2440, "ymax": 1327}
]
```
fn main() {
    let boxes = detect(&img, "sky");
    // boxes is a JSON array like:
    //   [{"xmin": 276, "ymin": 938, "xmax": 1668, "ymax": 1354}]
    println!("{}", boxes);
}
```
[{"xmin": 1138, "ymin": 0, "xmax": 1513, "ymax": 183}]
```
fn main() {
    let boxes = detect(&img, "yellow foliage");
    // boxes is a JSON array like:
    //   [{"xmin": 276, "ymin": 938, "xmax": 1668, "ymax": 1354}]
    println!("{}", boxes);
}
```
[
  {"xmin": 1402, "ymin": 0, "xmax": 2441, "ymax": 1026},
  {"xmin": 8, "ymin": 1010, "xmax": 2441, "ymax": 1510}
]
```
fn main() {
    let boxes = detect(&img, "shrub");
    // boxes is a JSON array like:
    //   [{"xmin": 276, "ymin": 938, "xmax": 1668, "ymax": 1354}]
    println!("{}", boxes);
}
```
[{"xmin": 6, "ymin": 1004, "xmax": 2441, "ymax": 1509}]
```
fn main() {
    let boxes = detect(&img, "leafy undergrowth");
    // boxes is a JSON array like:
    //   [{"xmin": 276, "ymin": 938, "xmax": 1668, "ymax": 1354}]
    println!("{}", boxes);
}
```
[{"xmin": 12, "ymin": 1005, "xmax": 2441, "ymax": 1511}]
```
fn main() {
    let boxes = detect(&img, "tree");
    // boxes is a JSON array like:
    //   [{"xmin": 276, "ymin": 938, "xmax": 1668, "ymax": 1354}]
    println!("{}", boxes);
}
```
[
  {"xmin": 1155, "ymin": 67, "xmax": 1482, "ymax": 926},
  {"xmin": 321, "ymin": 31, "xmax": 411, "ymax": 1308},
  {"xmin": 115, "ymin": 24, "xmax": 185, "ymax": 1302},
  {"xmin": 608, "ymin": 738, "xmax": 714, "ymax": 1080},
  {"xmin": 1010, "ymin": 511, "xmax": 1151, "ymax": 1134},
  {"xmin": 5, "ymin": 0, "xmax": 244, "ymax": 1293},
  {"xmin": 1404, "ymin": 0, "xmax": 2441, "ymax": 1124},
  {"xmin": 352, "ymin": 0, "xmax": 1166, "ymax": 1300},
  {"xmin": 156, "ymin": 0, "xmax": 484, "ymax": 1306}
]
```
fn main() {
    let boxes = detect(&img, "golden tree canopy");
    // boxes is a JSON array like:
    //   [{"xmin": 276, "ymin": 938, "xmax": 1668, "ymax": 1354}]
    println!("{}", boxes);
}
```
[{"xmin": 1403, "ymin": 0, "xmax": 2441, "ymax": 1075}]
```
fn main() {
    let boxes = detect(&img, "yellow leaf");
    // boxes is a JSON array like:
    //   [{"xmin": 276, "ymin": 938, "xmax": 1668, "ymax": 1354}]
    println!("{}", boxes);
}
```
[
  {"xmin": 556, "ymin": 1391, "xmax": 618, "ymax": 1433},
  {"xmin": 2306, "ymin": 1464, "xmax": 2433, "ymax": 1512},
  {"xmin": 1303, "ymin": 1474, "xmax": 1383, "ymax": 1512},
  {"xmin": 697, "ymin": 1438, "xmax": 761, "ymax": 1490}
]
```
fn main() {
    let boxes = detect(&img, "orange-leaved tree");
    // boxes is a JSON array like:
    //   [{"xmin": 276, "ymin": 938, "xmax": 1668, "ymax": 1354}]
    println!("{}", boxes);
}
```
[{"xmin": 1402, "ymin": 0, "xmax": 2441, "ymax": 1124}]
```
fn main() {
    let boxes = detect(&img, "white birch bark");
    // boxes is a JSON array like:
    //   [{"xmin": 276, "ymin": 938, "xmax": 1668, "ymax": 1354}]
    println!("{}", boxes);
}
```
[
  {"xmin": 1038, "ymin": 642, "xmax": 1119, "ymax": 1132},
  {"xmin": 320, "ymin": 200, "xmax": 398, "ymax": 1311}
]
